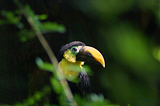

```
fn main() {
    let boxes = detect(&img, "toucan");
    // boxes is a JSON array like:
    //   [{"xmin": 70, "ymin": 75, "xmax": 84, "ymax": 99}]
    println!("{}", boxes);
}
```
[{"xmin": 57, "ymin": 41, "xmax": 105, "ymax": 96}]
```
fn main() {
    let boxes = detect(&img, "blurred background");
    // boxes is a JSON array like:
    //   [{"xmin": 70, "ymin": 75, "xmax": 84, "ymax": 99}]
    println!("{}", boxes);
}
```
[{"xmin": 0, "ymin": 0, "xmax": 160, "ymax": 106}]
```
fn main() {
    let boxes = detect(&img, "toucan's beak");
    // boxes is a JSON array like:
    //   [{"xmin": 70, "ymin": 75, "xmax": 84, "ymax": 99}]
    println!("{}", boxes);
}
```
[{"xmin": 76, "ymin": 46, "xmax": 105, "ymax": 68}]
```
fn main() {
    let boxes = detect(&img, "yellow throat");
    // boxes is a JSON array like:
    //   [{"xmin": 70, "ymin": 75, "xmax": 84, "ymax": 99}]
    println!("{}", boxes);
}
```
[{"xmin": 58, "ymin": 58, "xmax": 84, "ymax": 80}]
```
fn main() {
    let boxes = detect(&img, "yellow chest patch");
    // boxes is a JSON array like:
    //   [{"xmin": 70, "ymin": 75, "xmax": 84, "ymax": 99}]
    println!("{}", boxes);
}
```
[{"xmin": 58, "ymin": 58, "xmax": 84, "ymax": 80}]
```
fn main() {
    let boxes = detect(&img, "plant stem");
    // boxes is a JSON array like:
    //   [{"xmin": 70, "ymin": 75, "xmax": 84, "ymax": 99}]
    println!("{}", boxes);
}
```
[{"xmin": 14, "ymin": 0, "xmax": 77, "ymax": 106}]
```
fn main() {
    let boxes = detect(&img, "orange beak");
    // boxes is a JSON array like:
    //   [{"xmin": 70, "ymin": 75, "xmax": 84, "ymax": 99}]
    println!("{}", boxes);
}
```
[{"xmin": 76, "ymin": 46, "xmax": 105, "ymax": 68}]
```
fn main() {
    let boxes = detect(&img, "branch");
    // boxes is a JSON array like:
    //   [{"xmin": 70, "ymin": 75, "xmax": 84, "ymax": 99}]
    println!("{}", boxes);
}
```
[{"xmin": 14, "ymin": 0, "xmax": 77, "ymax": 106}]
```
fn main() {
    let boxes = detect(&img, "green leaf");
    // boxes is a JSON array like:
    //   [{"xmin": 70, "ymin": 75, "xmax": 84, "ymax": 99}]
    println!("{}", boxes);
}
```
[
  {"xmin": 27, "ymin": 98, "xmax": 35, "ymax": 105},
  {"xmin": 37, "ymin": 14, "xmax": 48, "ymax": 20},
  {"xmin": 17, "ymin": 29, "xmax": 35, "ymax": 42},
  {"xmin": 40, "ymin": 62, "xmax": 54, "ymax": 72},
  {"xmin": 35, "ymin": 57, "xmax": 44, "ymax": 66},
  {"xmin": 1, "ymin": 10, "xmax": 20, "ymax": 24},
  {"xmin": 39, "ymin": 22, "xmax": 66, "ymax": 33},
  {"xmin": 35, "ymin": 57, "xmax": 55, "ymax": 72},
  {"xmin": 25, "ymin": 5, "xmax": 40, "ymax": 27},
  {"xmin": 66, "ymin": 75, "xmax": 79, "ymax": 83},
  {"xmin": 33, "ymin": 91, "xmax": 42, "ymax": 101},
  {"xmin": 74, "ymin": 94, "xmax": 86, "ymax": 106},
  {"xmin": 50, "ymin": 77, "xmax": 62, "ymax": 94},
  {"xmin": 90, "ymin": 93, "xmax": 104, "ymax": 102},
  {"xmin": 83, "ymin": 66, "xmax": 93, "ymax": 75}
]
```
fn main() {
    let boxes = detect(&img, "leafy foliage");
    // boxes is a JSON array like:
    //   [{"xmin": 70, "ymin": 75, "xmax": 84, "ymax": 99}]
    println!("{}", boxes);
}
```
[
  {"xmin": 15, "ymin": 86, "xmax": 52, "ymax": 106},
  {"xmin": 0, "ymin": 0, "xmax": 160, "ymax": 106},
  {"xmin": 0, "ymin": 5, "xmax": 66, "ymax": 42},
  {"xmin": 36, "ymin": 57, "xmax": 55, "ymax": 72}
]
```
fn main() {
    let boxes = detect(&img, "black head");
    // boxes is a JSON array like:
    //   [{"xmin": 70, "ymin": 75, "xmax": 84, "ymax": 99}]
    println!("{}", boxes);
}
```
[{"xmin": 57, "ymin": 41, "xmax": 86, "ymax": 62}]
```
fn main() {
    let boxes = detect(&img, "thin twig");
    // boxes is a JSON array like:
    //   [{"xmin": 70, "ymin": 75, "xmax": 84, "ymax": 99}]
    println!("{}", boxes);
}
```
[{"xmin": 14, "ymin": 0, "xmax": 77, "ymax": 106}]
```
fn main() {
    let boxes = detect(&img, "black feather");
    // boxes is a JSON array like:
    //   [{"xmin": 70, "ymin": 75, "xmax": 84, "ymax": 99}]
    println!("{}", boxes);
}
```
[
  {"xmin": 57, "ymin": 41, "xmax": 85, "ymax": 62},
  {"xmin": 67, "ymin": 71, "xmax": 90, "ymax": 97},
  {"xmin": 78, "ymin": 71, "xmax": 90, "ymax": 96}
]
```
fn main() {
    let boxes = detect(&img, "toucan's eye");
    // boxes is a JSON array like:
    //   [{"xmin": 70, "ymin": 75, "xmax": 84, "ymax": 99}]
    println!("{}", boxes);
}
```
[
  {"xmin": 70, "ymin": 46, "xmax": 79, "ymax": 55},
  {"xmin": 72, "ymin": 48, "xmax": 77, "ymax": 53}
]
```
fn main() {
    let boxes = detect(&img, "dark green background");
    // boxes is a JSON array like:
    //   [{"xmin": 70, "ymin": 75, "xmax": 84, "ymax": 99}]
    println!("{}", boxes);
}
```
[{"xmin": 0, "ymin": 0, "xmax": 160, "ymax": 106}]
